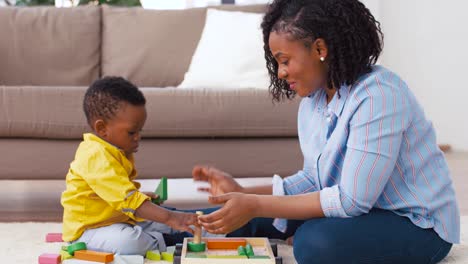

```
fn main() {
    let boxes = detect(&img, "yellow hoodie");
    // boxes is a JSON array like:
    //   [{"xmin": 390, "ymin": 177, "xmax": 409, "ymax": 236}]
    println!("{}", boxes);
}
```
[{"xmin": 61, "ymin": 133, "xmax": 150, "ymax": 242}]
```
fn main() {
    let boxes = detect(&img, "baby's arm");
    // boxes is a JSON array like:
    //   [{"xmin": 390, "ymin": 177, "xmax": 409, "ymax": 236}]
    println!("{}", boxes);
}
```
[{"xmin": 135, "ymin": 201, "xmax": 197, "ymax": 233}]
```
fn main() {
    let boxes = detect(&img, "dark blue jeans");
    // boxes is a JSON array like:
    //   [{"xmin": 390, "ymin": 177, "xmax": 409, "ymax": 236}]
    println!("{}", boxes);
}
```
[
  {"xmin": 229, "ymin": 208, "xmax": 452, "ymax": 264},
  {"xmin": 164, "ymin": 208, "xmax": 452, "ymax": 263}
]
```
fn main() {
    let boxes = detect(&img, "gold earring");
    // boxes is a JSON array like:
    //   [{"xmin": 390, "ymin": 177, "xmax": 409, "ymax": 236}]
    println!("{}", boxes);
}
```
[{"xmin": 320, "ymin": 57, "xmax": 325, "ymax": 62}]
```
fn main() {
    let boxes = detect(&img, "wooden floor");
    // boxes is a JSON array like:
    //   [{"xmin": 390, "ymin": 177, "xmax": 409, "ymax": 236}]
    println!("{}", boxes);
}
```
[{"xmin": 0, "ymin": 151, "xmax": 467, "ymax": 222}]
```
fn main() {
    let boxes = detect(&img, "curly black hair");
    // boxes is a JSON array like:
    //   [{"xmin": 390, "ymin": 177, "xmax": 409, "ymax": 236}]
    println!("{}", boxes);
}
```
[
  {"xmin": 261, "ymin": 0, "xmax": 383, "ymax": 101},
  {"xmin": 83, "ymin": 76, "xmax": 146, "ymax": 126}
]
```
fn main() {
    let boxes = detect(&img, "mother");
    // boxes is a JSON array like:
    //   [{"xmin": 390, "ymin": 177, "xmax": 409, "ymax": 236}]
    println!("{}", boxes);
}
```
[{"xmin": 193, "ymin": 0, "xmax": 460, "ymax": 263}]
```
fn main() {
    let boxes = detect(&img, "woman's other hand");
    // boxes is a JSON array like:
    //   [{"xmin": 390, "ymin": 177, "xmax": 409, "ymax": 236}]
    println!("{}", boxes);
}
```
[{"xmin": 192, "ymin": 166, "xmax": 243, "ymax": 196}]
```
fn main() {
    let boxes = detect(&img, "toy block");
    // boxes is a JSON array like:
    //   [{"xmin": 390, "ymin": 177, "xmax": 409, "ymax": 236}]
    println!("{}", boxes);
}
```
[
  {"xmin": 145, "ymin": 250, "xmax": 161, "ymax": 261},
  {"xmin": 237, "ymin": 245, "xmax": 247, "ymax": 256},
  {"xmin": 60, "ymin": 249, "xmax": 73, "ymax": 261},
  {"xmin": 74, "ymin": 250, "xmax": 114, "ymax": 263},
  {"xmin": 206, "ymin": 238, "xmax": 247, "ymax": 249},
  {"xmin": 152, "ymin": 177, "xmax": 167, "ymax": 204},
  {"xmin": 38, "ymin": 253, "xmax": 61, "ymax": 264},
  {"xmin": 161, "ymin": 251, "xmax": 174, "ymax": 262},
  {"xmin": 206, "ymin": 255, "xmax": 248, "ymax": 259},
  {"xmin": 245, "ymin": 243, "xmax": 254, "ymax": 257},
  {"xmin": 66, "ymin": 242, "xmax": 87, "ymax": 255},
  {"xmin": 46, "ymin": 233, "xmax": 63, "ymax": 242},
  {"xmin": 113, "ymin": 255, "xmax": 144, "ymax": 264}
]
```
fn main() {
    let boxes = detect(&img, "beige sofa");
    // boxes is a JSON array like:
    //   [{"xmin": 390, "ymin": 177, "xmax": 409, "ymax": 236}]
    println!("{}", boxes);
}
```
[{"xmin": 0, "ymin": 4, "xmax": 302, "ymax": 220}]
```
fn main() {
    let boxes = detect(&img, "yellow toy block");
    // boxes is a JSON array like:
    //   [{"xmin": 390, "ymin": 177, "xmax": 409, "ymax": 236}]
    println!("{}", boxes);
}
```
[
  {"xmin": 146, "ymin": 250, "xmax": 161, "ymax": 261},
  {"xmin": 161, "ymin": 251, "xmax": 174, "ymax": 262},
  {"xmin": 60, "ymin": 249, "xmax": 73, "ymax": 260}
]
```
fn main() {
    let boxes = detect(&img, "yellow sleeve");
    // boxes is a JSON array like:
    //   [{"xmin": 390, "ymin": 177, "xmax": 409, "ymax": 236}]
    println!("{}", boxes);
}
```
[{"xmin": 78, "ymin": 146, "xmax": 150, "ymax": 221}]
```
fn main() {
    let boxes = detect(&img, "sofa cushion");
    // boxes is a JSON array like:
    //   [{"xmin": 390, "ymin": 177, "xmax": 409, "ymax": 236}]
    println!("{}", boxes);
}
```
[
  {"xmin": 0, "ymin": 6, "xmax": 100, "ymax": 86},
  {"xmin": 0, "ymin": 86, "xmax": 299, "ymax": 139},
  {"xmin": 101, "ymin": 4, "xmax": 266, "ymax": 88}
]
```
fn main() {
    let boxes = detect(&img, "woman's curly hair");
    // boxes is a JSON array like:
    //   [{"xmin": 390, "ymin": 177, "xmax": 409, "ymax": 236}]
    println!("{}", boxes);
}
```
[{"xmin": 261, "ymin": 0, "xmax": 383, "ymax": 101}]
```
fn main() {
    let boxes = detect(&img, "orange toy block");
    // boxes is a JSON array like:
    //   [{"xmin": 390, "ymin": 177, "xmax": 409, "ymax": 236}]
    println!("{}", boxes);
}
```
[
  {"xmin": 206, "ymin": 238, "xmax": 247, "ymax": 250},
  {"xmin": 74, "ymin": 250, "xmax": 114, "ymax": 263}
]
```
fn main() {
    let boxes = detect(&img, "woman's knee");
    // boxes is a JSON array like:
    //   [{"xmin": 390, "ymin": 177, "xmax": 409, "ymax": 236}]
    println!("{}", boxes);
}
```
[{"xmin": 292, "ymin": 222, "xmax": 338, "ymax": 264}]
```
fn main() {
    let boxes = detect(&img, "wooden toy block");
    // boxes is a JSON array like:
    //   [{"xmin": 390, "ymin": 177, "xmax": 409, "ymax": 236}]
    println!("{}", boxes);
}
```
[
  {"xmin": 206, "ymin": 238, "xmax": 247, "ymax": 250},
  {"xmin": 161, "ymin": 251, "xmax": 174, "ymax": 262},
  {"xmin": 74, "ymin": 250, "xmax": 114, "ymax": 263},
  {"xmin": 45, "ymin": 233, "xmax": 63, "ymax": 243},
  {"xmin": 145, "ymin": 250, "xmax": 161, "ymax": 261},
  {"xmin": 38, "ymin": 253, "xmax": 61, "ymax": 264},
  {"xmin": 245, "ymin": 244, "xmax": 254, "ymax": 257},
  {"xmin": 60, "ymin": 249, "xmax": 73, "ymax": 261},
  {"xmin": 152, "ymin": 177, "xmax": 167, "ymax": 204},
  {"xmin": 237, "ymin": 245, "xmax": 247, "ymax": 256},
  {"xmin": 66, "ymin": 242, "xmax": 87, "ymax": 255}
]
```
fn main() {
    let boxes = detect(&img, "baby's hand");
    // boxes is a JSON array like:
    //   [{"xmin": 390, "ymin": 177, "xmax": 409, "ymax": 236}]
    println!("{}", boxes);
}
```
[{"xmin": 167, "ymin": 211, "xmax": 198, "ymax": 234}]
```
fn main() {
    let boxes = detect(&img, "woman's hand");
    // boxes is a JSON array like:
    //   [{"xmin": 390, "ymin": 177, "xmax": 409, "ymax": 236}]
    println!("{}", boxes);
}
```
[
  {"xmin": 197, "ymin": 193, "xmax": 258, "ymax": 234},
  {"xmin": 166, "ymin": 211, "xmax": 198, "ymax": 234},
  {"xmin": 192, "ymin": 166, "xmax": 244, "ymax": 196}
]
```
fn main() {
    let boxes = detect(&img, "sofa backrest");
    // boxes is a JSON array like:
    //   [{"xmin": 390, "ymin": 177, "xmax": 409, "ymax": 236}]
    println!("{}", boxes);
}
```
[
  {"xmin": 0, "ymin": 6, "xmax": 100, "ymax": 86},
  {"xmin": 101, "ymin": 4, "xmax": 267, "ymax": 88}
]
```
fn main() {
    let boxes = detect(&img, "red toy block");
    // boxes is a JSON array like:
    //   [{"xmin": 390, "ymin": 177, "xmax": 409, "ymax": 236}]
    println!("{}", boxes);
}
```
[
  {"xmin": 74, "ymin": 250, "xmax": 114, "ymax": 263},
  {"xmin": 206, "ymin": 238, "xmax": 247, "ymax": 249},
  {"xmin": 45, "ymin": 233, "xmax": 63, "ymax": 242},
  {"xmin": 38, "ymin": 253, "xmax": 60, "ymax": 264}
]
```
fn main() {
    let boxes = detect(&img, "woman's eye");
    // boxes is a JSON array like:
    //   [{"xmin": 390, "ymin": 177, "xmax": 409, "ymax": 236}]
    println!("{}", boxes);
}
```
[
  {"xmin": 128, "ymin": 132, "xmax": 136, "ymax": 136},
  {"xmin": 281, "ymin": 60, "xmax": 289, "ymax": 65}
]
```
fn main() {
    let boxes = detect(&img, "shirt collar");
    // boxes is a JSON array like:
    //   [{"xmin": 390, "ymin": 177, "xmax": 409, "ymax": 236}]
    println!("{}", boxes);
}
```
[
  {"xmin": 326, "ymin": 84, "xmax": 350, "ymax": 118},
  {"xmin": 83, "ymin": 133, "xmax": 124, "ymax": 154}
]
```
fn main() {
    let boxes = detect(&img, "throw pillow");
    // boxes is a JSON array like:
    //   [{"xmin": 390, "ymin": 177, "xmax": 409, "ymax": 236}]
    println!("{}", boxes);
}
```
[{"xmin": 178, "ymin": 8, "xmax": 270, "ymax": 89}]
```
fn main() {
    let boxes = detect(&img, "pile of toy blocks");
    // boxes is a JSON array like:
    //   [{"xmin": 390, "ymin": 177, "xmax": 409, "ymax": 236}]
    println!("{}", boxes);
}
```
[{"xmin": 39, "ymin": 233, "xmax": 175, "ymax": 264}]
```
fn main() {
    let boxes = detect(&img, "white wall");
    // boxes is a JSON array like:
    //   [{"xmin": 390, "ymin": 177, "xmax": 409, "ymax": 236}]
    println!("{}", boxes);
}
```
[{"xmin": 362, "ymin": 0, "xmax": 468, "ymax": 151}]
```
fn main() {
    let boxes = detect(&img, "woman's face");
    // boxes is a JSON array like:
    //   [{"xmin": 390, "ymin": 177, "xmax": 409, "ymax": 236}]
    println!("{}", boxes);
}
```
[{"xmin": 268, "ymin": 31, "xmax": 328, "ymax": 97}]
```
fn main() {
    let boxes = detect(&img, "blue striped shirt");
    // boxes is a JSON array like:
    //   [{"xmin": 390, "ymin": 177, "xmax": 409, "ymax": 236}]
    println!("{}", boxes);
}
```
[{"xmin": 274, "ymin": 66, "xmax": 460, "ymax": 244}]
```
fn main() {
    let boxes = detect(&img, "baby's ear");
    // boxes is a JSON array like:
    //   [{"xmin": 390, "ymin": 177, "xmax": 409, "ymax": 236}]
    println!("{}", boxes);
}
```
[{"xmin": 94, "ymin": 119, "xmax": 107, "ymax": 137}]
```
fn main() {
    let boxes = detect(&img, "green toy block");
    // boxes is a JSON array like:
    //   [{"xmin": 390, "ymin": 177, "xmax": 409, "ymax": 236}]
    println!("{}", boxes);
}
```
[
  {"xmin": 66, "ymin": 242, "xmax": 87, "ymax": 256},
  {"xmin": 146, "ymin": 250, "xmax": 161, "ymax": 261},
  {"xmin": 187, "ymin": 241, "xmax": 206, "ymax": 252},
  {"xmin": 237, "ymin": 245, "xmax": 247, "ymax": 256},
  {"xmin": 161, "ymin": 251, "xmax": 174, "ymax": 262},
  {"xmin": 245, "ymin": 243, "xmax": 254, "ymax": 257},
  {"xmin": 152, "ymin": 177, "xmax": 167, "ymax": 204}
]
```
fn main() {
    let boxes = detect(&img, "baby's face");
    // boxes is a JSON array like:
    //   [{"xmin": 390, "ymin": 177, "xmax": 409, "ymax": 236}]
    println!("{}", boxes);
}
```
[{"xmin": 103, "ymin": 102, "xmax": 147, "ymax": 157}]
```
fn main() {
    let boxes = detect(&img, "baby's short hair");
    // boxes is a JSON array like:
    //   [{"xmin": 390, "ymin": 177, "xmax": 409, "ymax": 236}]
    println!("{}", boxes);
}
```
[{"xmin": 83, "ymin": 76, "xmax": 146, "ymax": 126}]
